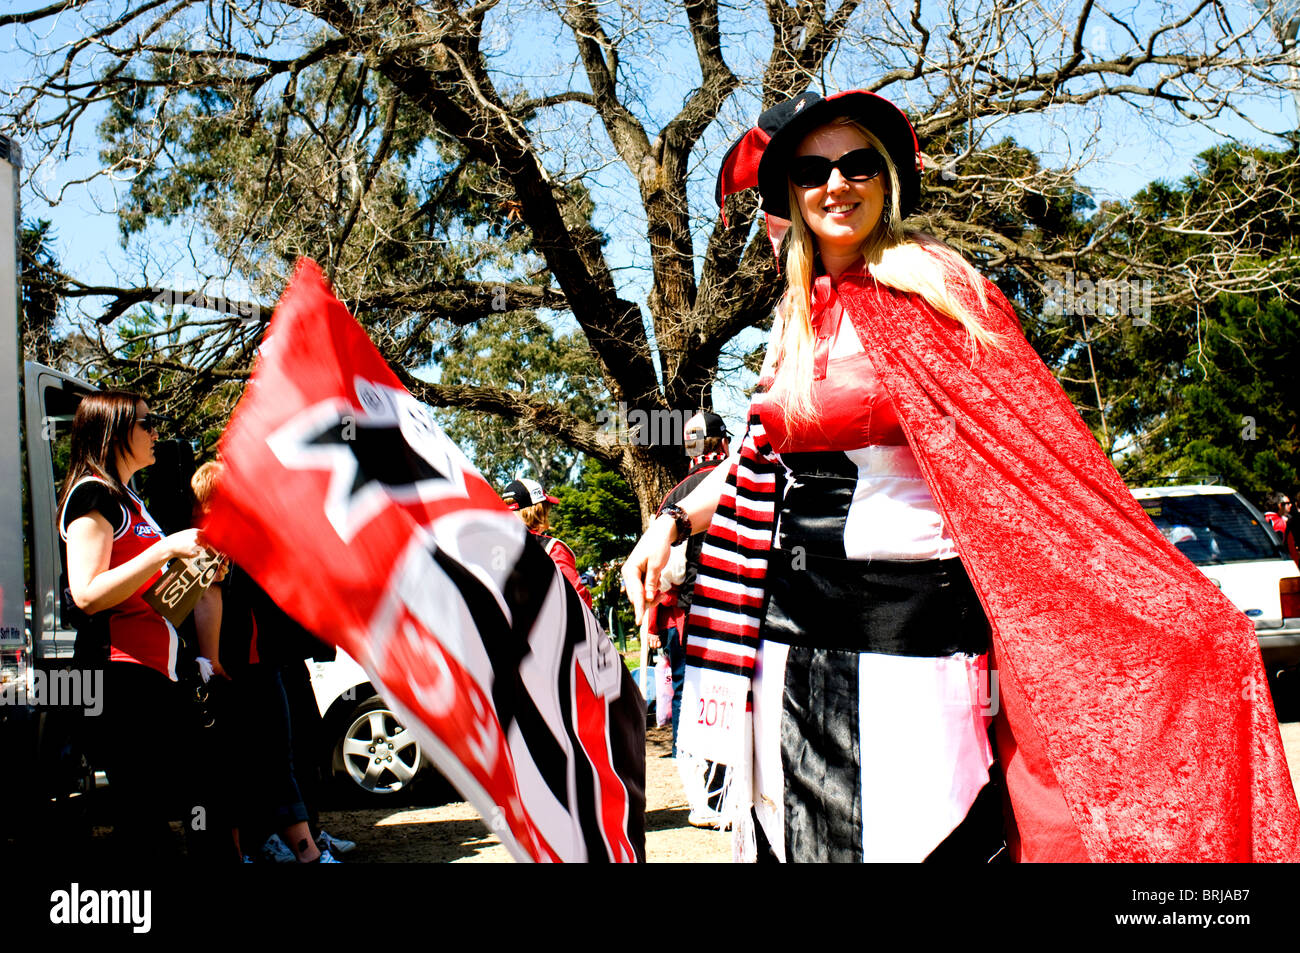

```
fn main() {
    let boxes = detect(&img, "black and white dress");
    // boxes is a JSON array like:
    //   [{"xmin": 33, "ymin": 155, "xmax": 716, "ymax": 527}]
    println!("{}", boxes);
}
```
[{"xmin": 750, "ymin": 289, "xmax": 1006, "ymax": 863}]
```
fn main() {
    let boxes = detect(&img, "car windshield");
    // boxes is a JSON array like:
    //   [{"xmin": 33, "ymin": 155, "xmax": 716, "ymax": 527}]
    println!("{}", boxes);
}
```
[{"xmin": 1138, "ymin": 495, "xmax": 1280, "ymax": 565}]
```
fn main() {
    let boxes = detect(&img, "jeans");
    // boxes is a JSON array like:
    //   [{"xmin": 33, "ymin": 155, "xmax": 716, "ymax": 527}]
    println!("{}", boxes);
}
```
[{"xmin": 666, "ymin": 625, "xmax": 687, "ymax": 754}]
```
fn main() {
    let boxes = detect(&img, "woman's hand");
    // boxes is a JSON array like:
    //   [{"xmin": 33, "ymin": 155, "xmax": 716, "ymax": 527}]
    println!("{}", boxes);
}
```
[
  {"xmin": 621, "ymin": 516, "xmax": 676, "ymax": 626},
  {"xmin": 67, "ymin": 519, "xmax": 207, "ymax": 615},
  {"xmin": 155, "ymin": 527, "xmax": 204, "ymax": 562}
]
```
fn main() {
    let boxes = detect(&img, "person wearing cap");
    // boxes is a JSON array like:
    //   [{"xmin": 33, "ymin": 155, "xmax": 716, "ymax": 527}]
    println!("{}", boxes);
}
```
[
  {"xmin": 622, "ymin": 89, "xmax": 1299, "ymax": 863},
  {"xmin": 502, "ymin": 478, "xmax": 593, "ymax": 610},
  {"xmin": 645, "ymin": 411, "xmax": 731, "ymax": 826}
]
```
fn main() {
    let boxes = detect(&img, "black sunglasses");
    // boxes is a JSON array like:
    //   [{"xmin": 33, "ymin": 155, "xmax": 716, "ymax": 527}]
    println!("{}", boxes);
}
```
[
  {"xmin": 135, "ymin": 414, "xmax": 164, "ymax": 432},
  {"xmin": 789, "ymin": 148, "xmax": 886, "ymax": 188}
]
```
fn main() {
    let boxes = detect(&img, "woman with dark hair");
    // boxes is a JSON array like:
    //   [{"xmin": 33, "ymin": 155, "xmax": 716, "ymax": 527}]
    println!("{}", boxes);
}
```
[
  {"xmin": 58, "ymin": 391, "xmax": 203, "ymax": 857},
  {"xmin": 623, "ymin": 90, "xmax": 1300, "ymax": 863}
]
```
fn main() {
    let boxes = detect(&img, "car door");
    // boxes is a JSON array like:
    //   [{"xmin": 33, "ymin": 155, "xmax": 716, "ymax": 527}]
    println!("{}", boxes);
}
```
[{"xmin": 23, "ymin": 361, "xmax": 98, "ymax": 662}]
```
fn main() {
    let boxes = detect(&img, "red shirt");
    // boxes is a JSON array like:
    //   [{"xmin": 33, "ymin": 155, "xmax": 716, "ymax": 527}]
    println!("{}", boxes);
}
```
[
  {"xmin": 760, "ymin": 273, "xmax": 906, "ymax": 454},
  {"xmin": 537, "ymin": 534, "xmax": 593, "ymax": 610}
]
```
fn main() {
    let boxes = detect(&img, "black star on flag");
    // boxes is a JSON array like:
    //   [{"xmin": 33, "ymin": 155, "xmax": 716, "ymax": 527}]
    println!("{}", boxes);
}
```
[
  {"xmin": 306, "ymin": 415, "xmax": 450, "ymax": 500},
  {"xmin": 267, "ymin": 384, "xmax": 471, "ymax": 543}
]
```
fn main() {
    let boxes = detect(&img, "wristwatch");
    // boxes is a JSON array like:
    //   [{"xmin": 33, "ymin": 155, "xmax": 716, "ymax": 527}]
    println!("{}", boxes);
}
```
[{"xmin": 661, "ymin": 504, "xmax": 691, "ymax": 547}]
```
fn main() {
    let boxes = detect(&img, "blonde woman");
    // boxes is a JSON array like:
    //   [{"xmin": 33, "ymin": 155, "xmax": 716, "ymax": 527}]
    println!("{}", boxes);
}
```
[{"xmin": 623, "ymin": 90, "xmax": 1300, "ymax": 863}]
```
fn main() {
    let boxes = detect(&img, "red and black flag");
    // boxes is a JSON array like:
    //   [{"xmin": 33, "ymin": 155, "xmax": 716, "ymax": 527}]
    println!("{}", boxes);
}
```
[{"xmin": 203, "ymin": 260, "xmax": 645, "ymax": 862}]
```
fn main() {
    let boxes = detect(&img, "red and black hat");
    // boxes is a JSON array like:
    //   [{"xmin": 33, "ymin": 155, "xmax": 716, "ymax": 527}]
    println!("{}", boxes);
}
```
[{"xmin": 715, "ymin": 89, "xmax": 922, "ymax": 221}]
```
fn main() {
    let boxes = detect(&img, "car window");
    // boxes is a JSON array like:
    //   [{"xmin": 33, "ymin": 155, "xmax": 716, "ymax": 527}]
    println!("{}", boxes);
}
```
[{"xmin": 1139, "ymin": 495, "xmax": 1279, "ymax": 565}]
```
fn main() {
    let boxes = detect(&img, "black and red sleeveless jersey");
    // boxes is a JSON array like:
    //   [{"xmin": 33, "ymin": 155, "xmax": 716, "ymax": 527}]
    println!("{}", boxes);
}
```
[{"xmin": 60, "ymin": 477, "xmax": 179, "ymax": 680}]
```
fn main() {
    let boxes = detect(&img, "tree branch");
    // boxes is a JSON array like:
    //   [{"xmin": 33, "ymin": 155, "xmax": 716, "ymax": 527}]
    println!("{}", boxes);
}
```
[{"xmin": 391, "ymin": 367, "xmax": 622, "ymax": 465}]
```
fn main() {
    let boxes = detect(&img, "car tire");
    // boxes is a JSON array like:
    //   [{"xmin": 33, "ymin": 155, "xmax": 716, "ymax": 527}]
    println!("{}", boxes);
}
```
[{"xmin": 330, "ymin": 695, "xmax": 424, "ymax": 801}]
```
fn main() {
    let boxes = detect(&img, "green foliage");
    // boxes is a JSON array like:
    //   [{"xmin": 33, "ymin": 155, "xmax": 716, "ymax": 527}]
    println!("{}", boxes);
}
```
[
  {"xmin": 923, "ymin": 134, "xmax": 1097, "ymax": 326},
  {"xmin": 1040, "ymin": 140, "xmax": 1300, "ymax": 502},
  {"xmin": 1111, "ymin": 293, "xmax": 1300, "ymax": 500},
  {"xmin": 432, "ymin": 312, "xmax": 608, "ymax": 487},
  {"xmin": 96, "ymin": 51, "xmax": 540, "ymax": 348},
  {"xmin": 546, "ymin": 457, "xmax": 641, "ymax": 570},
  {"xmin": 90, "ymin": 45, "xmax": 608, "ymax": 464},
  {"xmin": 20, "ymin": 218, "xmax": 65, "ymax": 366}
]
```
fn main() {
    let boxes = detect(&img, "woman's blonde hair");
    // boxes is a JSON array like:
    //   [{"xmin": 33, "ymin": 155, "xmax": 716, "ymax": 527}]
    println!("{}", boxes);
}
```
[
  {"xmin": 769, "ymin": 119, "xmax": 1001, "ymax": 424},
  {"xmin": 516, "ymin": 501, "xmax": 550, "ymax": 534},
  {"xmin": 191, "ymin": 459, "xmax": 223, "ymax": 508}
]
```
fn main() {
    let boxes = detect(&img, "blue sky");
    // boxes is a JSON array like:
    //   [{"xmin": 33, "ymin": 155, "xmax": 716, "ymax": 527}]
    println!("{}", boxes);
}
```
[{"xmin": 8, "ymin": 2, "xmax": 1297, "ymax": 289}]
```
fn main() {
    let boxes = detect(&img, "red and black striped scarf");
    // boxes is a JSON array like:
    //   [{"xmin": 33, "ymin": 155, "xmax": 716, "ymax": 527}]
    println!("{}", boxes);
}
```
[
  {"xmin": 682, "ymin": 403, "xmax": 775, "ymax": 682},
  {"xmin": 676, "ymin": 399, "xmax": 778, "ymax": 854}
]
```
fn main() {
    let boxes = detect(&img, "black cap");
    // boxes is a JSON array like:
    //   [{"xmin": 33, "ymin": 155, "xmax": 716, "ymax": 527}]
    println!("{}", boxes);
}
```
[
  {"xmin": 684, "ymin": 411, "xmax": 729, "ymax": 441},
  {"xmin": 718, "ymin": 89, "xmax": 922, "ymax": 221},
  {"xmin": 501, "ymin": 478, "xmax": 559, "ymax": 511},
  {"xmin": 684, "ymin": 411, "xmax": 729, "ymax": 457}
]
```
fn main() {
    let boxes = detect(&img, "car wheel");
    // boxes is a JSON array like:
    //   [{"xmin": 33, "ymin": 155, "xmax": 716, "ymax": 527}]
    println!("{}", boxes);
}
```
[{"xmin": 333, "ymin": 696, "xmax": 423, "ymax": 797}]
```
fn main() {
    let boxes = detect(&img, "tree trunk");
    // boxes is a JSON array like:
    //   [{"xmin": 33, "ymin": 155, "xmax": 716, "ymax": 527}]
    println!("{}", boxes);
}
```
[{"xmin": 621, "ymin": 443, "xmax": 686, "ymax": 528}]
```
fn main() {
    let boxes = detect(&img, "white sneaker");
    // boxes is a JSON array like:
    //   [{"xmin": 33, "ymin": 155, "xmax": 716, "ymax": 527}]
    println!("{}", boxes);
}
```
[
  {"xmin": 687, "ymin": 809, "xmax": 730, "ymax": 831},
  {"xmin": 316, "ymin": 830, "xmax": 356, "ymax": 855},
  {"xmin": 317, "ymin": 849, "xmax": 342, "ymax": 864},
  {"xmin": 260, "ymin": 833, "xmax": 296, "ymax": 864}
]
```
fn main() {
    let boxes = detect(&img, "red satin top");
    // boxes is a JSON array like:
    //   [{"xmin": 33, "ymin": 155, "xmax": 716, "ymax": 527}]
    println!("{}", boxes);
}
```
[{"xmin": 761, "ymin": 271, "xmax": 905, "ymax": 454}]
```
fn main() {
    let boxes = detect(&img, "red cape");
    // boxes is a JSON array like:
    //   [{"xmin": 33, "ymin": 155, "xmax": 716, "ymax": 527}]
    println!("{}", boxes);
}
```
[{"xmin": 839, "ymin": 272, "xmax": 1300, "ymax": 861}]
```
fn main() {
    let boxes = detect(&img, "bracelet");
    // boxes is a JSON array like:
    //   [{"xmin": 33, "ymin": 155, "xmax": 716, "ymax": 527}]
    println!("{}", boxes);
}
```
[{"xmin": 661, "ymin": 504, "xmax": 691, "ymax": 547}]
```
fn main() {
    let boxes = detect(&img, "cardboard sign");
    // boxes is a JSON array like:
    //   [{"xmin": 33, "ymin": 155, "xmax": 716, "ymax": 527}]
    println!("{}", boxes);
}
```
[{"xmin": 142, "ymin": 549, "xmax": 223, "ymax": 626}]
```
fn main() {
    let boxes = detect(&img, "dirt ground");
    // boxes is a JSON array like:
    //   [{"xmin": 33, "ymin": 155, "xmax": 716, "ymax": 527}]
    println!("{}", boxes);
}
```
[
  {"xmin": 39, "ymin": 715, "xmax": 1300, "ymax": 863},
  {"xmin": 318, "ymin": 723, "xmax": 732, "ymax": 862},
  {"xmin": 317, "ymin": 720, "xmax": 1300, "ymax": 864}
]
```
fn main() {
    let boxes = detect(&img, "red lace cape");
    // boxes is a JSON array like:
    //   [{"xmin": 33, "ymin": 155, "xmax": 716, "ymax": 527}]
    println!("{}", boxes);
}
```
[{"xmin": 838, "ymin": 272, "xmax": 1300, "ymax": 861}]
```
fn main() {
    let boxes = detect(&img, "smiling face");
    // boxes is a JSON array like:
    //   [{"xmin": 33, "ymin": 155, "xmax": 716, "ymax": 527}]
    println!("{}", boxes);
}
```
[{"xmin": 791, "ymin": 123, "xmax": 888, "ymax": 274}]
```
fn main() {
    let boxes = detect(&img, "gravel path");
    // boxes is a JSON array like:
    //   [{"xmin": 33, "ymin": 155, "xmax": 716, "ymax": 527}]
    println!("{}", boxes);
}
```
[{"xmin": 319, "ymin": 723, "xmax": 731, "ymax": 863}]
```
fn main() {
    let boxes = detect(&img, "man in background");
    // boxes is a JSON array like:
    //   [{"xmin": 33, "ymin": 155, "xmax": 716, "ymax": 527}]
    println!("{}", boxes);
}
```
[
  {"xmin": 646, "ymin": 411, "xmax": 731, "ymax": 828},
  {"xmin": 1264, "ymin": 491, "xmax": 1292, "ymax": 534}
]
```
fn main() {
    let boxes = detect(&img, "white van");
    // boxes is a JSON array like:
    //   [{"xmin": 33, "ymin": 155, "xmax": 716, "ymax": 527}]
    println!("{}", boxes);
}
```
[{"xmin": 1131, "ymin": 485, "xmax": 1300, "ymax": 680}]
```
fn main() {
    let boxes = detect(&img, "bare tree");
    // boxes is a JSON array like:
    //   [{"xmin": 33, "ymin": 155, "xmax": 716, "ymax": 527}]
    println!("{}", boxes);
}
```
[{"xmin": 4, "ymin": 0, "xmax": 1299, "ymax": 518}]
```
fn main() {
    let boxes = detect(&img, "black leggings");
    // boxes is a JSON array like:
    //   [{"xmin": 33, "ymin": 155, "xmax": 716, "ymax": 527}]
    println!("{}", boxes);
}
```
[{"xmin": 93, "ymin": 662, "xmax": 196, "ymax": 859}]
